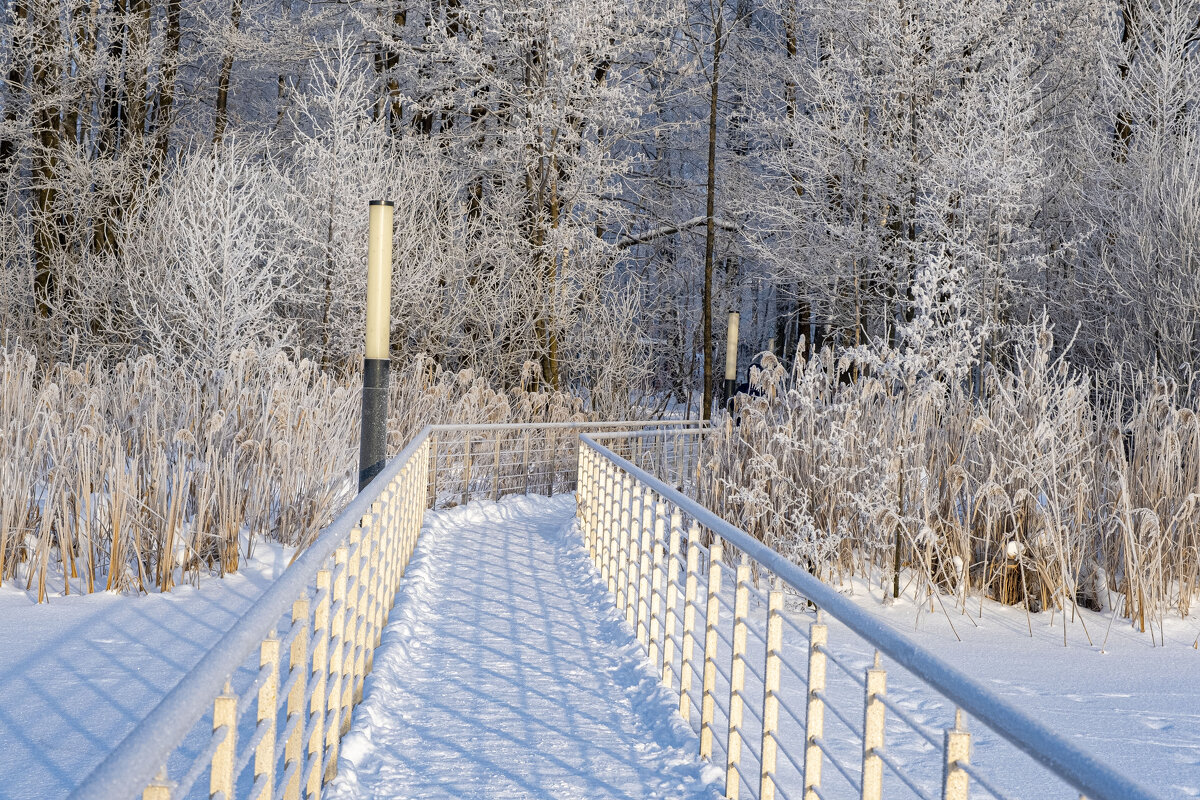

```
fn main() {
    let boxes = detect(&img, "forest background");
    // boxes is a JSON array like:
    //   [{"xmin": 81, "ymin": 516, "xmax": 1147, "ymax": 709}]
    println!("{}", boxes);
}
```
[{"xmin": 1, "ymin": 0, "xmax": 1199, "ymax": 625}]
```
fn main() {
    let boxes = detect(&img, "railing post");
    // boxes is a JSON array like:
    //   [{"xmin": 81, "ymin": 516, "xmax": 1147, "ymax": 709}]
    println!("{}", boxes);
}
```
[
  {"xmin": 142, "ymin": 768, "xmax": 171, "ymax": 800},
  {"xmin": 362, "ymin": 503, "xmax": 382, "ymax": 678},
  {"xmin": 804, "ymin": 617, "xmax": 828, "ymax": 800},
  {"xmin": 588, "ymin": 449, "xmax": 602, "ymax": 562},
  {"xmin": 323, "ymin": 545, "xmax": 349, "ymax": 784},
  {"xmin": 648, "ymin": 497, "xmax": 667, "ymax": 670},
  {"xmin": 429, "ymin": 433, "xmax": 439, "ymax": 508},
  {"xmin": 661, "ymin": 508, "xmax": 683, "ymax": 689},
  {"xmin": 725, "ymin": 558, "xmax": 751, "ymax": 799},
  {"xmin": 680, "ymin": 522, "xmax": 701, "ymax": 721},
  {"xmin": 255, "ymin": 634, "xmax": 281, "ymax": 800},
  {"xmin": 604, "ymin": 463, "xmax": 618, "ymax": 592},
  {"xmin": 626, "ymin": 481, "xmax": 644, "ymax": 629},
  {"xmin": 342, "ymin": 526, "xmax": 366, "ymax": 730},
  {"xmin": 462, "ymin": 435, "xmax": 473, "ymax": 506},
  {"xmin": 212, "ymin": 681, "xmax": 237, "ymax": 800},
  {"xmin": 861, "ymin": 652, "xmax": 886, "ymax": 800},
  {"xmin": 522, "ymin": 429, "xmax": 532, "ymax": 495},
  {"xmin": 637, "ymin": 487, "xmax": 654, "ymax": 651},
  {"xmin": 577, "ymin": 446, "xmax": 589, "ymax": 549},
  {"xmin": 493, "ymin": 429, "xmax": 503, "ymax": 501},
  {"xmin": 283, "ymin": 596, "xmax": 311, "ymax": 800},
  {"xmin": 547, "ymin": 428, "xmax": 559, "ymax": 495},
  {"xmin": 943, "ymin": 710, "xmax": 971, "ymax": 800},
  {"xmin": 616, "ymin": 474, "xmax": 633, "ymax": 617},
  {"xmin": 700, "ymin": 538, "xmax": 723, "ymax": 760},
  {"xmin": 760, "ymin": 583, "xmax": 784, "ymax": 800},
  {"xmin": 307, "ymin": 570, "xmax": 331, "ymax": 798}
]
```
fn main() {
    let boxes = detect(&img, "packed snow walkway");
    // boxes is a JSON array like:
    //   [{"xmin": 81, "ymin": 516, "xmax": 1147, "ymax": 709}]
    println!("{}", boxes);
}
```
[{"xmin": 327, "ymin": 494, "xmax": 720, "ymax": 800}]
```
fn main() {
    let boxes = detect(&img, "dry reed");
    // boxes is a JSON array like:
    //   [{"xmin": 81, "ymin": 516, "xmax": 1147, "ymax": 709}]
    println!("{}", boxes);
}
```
[
  {"xmin": 706, "ymin": 328, "xmax": 1200, "ymax": 635},
  {"xmin": 0, "ymin": 348, "xmax": 586, "ymax": 601}
]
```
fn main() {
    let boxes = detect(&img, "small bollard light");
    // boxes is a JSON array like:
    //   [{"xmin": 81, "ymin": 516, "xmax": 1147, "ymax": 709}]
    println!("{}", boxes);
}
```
[{"xmin": 359, "ymin": 200, "xmax": 394, "ymax": 492}]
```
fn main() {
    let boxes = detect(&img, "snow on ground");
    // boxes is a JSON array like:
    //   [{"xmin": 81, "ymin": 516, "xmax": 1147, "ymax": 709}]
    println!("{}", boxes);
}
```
[
  {"xmin": 328, "ymin": 493, "xmax": 1196, "ymax": 800},
  {"xmin": 328, "ymin": 494, "xmax": 722, "ymax": 800},
  {"xmin": 0, "ymin": 538, "xmax": 296, "ymax": 800},
  {"xmin": 840, "ymin": 579, "xmax": 1200, "ymax": 798},
  {"xmin": 3, "ymin": 492, "xmax": 1196, "ymax": 800}
]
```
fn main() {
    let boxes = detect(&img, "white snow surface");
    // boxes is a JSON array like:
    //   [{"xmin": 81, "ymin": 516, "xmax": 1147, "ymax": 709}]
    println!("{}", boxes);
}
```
[
  {"xmin": 2, "ymin": 493, "xmax": 1198, "ymax": 799},
  {"xmin": 0, "ymin": 538, "xmax": 296, "ymax": 800},
  {"xmin": 328, "ymin": 494, "xmax": 723, "ymax": 800}
]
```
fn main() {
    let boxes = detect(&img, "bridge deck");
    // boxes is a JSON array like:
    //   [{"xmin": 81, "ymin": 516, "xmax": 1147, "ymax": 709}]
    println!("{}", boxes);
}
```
[{"xmin": 327, "ymin": 494, "xmax": 719, "ymax": 800}]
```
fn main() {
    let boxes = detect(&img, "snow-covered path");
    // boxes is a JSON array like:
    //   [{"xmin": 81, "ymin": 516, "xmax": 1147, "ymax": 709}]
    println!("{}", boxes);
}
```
[{"xmin": 328, "ymin": 494, "xmax": 721, "ymax": 800}]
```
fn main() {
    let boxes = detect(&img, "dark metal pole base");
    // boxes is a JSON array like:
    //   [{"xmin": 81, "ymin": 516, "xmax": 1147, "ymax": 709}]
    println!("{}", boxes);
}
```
[{"xmin": 359, "ymin": 358, "xmax": 390, "ymax": 492}]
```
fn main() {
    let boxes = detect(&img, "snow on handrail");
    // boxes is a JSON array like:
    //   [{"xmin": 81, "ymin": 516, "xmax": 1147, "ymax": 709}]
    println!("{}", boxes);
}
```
[
  {"xmin": 68, "ymin": 426, "xmax": 436, "ymax": 800},
  {"xmin": 578, "ymin": 433, "xmax": 1165, "ymax": 800},
  {"xmin": 69, "ymin": 419, "xmax": 691, "ymax": 800}
]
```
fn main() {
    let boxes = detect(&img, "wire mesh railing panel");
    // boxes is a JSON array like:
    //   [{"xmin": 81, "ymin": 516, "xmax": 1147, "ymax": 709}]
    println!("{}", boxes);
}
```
[
  {"xmin": 576, "ymin": 433, "xmax": 1165, "ymax": 800},
  {"xmin": 427, "ymin": 421, "xmax": 707, "ymax": 510}
]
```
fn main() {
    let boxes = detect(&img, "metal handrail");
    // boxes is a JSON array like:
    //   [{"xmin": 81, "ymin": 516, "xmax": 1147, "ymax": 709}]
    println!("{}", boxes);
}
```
[
  {"xmin": 69, "ymin": 426, "xmax": 436, "ymax": 800},
  {"xmin": 68, "ymin": 419, "xmax": 691, "ymax": 800},
  {"xmin": 579, "ymin": 433, "xmax": 1164, "ymax": 800}
]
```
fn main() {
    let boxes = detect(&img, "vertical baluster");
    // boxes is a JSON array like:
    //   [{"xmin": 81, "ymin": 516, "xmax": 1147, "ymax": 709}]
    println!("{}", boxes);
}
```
[
  {"xmin": 429, "ymin": 433, "xmax": 438, "ymax": 508},
  {"xmin": 636, "ymin": 487, "xmax": 654, "ymax": 651},
  {"xmin": 598, "ymin": 460, "xmax": 612, "ymax": 581},
  {"xmin": 582, "ymin": 448, "xmax": 595, "ymax": 556},
  {"xmin": 462, "ymin": 435, "xmax": 473, "ymax": 506},
  {"xmin": 943, "ymin": 710, "xmax": 971, "ymax": 800},
  {"xmin": 588, "ymin": 450, "xmax": 602, "ymax": 561},
  {"xmin": 603, "ymin": 464, "xmax": 618, "ymax": 590},
  {"xmin": 661, "ymin": 508, "xmax": 683, "ymax": 689},
  {"xmin": 341, "ymin": 527, "xmax": 365, "ymax": 731},
  {"xmin": 360, "ymin": 505, "xmax": 380, "ymax": 680},
  {"xmin": 679, "ymin": 523, "xmax": 701, "ymax": 721},
  {"xmin": 700, "ymin": 538, "xmax": 723, "ymax": 760},
  {"xmin": 283, "ymin": 597, "xmax": 310, "ymax": 800},
  {"xmin": 212, "ymin": 680, "xmax": 237, "ymax": 799},
  {"xmin": 593, "ymin": 452, "xmax": 603, "ymax": 556},
  {"xmin": 576, "ymin": 447, "xmax": 588, "ymax": 547},
  {"xmin": 493, "ymin": 430, "xmax": 503, "ymax": 501},
  {"xmin": 626, "ymin": 481, "xmax": 643, "ymax": 628},
  {"xmin": 760, "ymin": 583, "xmax": 784, "ymax": 800},
  {"xmin": 724, "ymin": 558, "xmax": 750, "ymax": 799},
  {"xmin": 306, "ymin": 570, "xmax": 330, "ymax": 798},
  {"xmin": 859, "ymin": 652, "xmax": 886, "ymax": 800},
  {"xmin": 143, "ymin": 767, "xmax": 171, "ymax": 800},
  {"xmin": 255, "ymin": 635, "xmax": 281, "ymax": 800},
  {"xmin": 323, "ymin": 545, "xmax": 349, "ymax": 784},
  {"xmin": 522, "ymin": 429, "xmax": 532, "ymax": 495},
  {"xmin": 804, "ymin": 616, "xmax": 828, "ymax": 800},
  {"xmin": 616, "ymin": 474, "xmax": 633, "ymax": 616},
  {"xmin": 547, "ymin": 428, "xmax": 559, "ymax": 495},
  {"xmin": 648, "ymin": 499, "xmax": 667, "ymax": 670}
]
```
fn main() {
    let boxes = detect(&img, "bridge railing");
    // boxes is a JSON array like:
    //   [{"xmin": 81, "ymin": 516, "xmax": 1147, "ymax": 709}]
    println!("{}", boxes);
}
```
[
  {"xmin": 67, "ymin": 420, "xmax": 692, "ymax": 800},
  {"xmin": 578, "ymin": 431, "xmax": 1164, "ymax": 800},
  {"xmin": 425, "ymin": 420, "xmax": 708, "ymax": 508}
]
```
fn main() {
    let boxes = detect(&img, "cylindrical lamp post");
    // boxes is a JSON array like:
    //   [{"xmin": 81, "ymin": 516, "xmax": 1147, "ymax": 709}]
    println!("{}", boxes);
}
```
[
  {"xmin": 724, "ymin": 311, "xmax": 740, "ymax": 405},
  {"xmin": 358, "ymin": 200, "xmax": 394, "ymax": 492}
]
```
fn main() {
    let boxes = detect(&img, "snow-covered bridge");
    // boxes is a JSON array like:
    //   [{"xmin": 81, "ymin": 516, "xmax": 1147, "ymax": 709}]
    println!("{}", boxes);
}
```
[{"xmin": 60, "ymin": 424, "xmax": 1164, "ymax": 800}]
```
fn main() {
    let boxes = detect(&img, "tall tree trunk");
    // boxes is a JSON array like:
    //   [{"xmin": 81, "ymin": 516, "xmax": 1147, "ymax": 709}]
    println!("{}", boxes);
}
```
[
  {"xmin": 213, "ymin": 0, "xmax": 243, "ymax": 144},
  {"xmin": 702, "ymin": 9, "xmax": 723, "ymax": 419},
  {"xmin": 152, "ymin": 0, "xmax": 182, "ymax": 172},
  {"xmin": 31, "ymin": 2, "xmax": 63, "ymax": 319}
]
